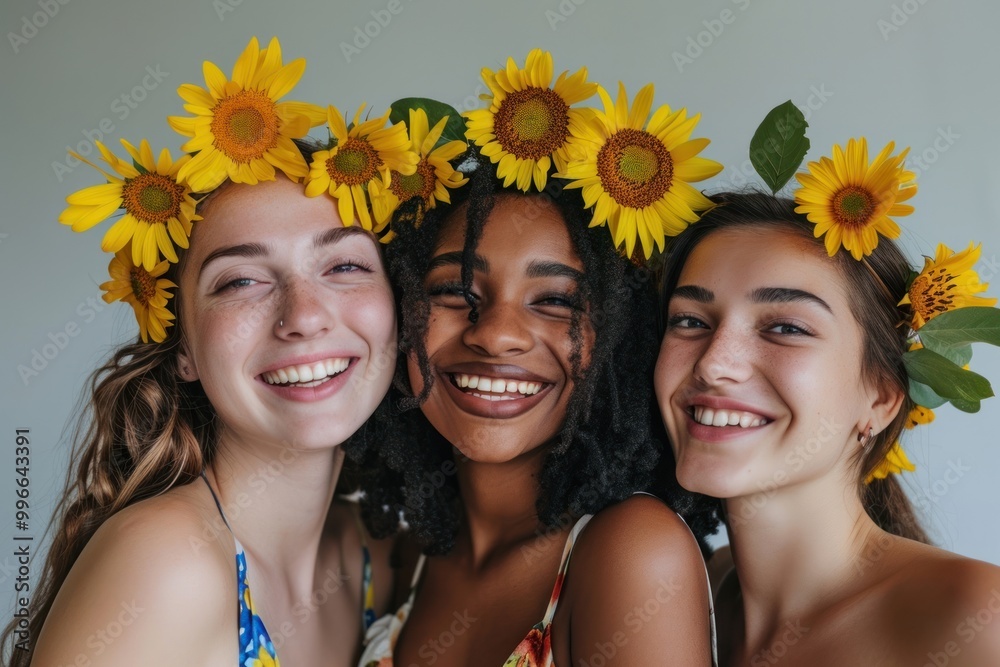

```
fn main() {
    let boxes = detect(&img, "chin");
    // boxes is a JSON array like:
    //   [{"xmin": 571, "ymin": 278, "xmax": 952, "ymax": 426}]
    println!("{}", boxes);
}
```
[{"xmin": 674, "ymin": 449, "xmax": 749, "ymax": 499}]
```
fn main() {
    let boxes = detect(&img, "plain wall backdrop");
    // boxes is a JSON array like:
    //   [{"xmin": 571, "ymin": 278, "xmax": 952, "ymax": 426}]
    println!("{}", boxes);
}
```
[{"xmin": 2, "ymin": 0, "xmax": 998, "ymax": 625}]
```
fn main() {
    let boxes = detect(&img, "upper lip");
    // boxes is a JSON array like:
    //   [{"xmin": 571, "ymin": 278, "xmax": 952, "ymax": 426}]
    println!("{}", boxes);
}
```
[
  {"xmin": 441, "ymin": 362, "xmax": 553, "ymax": 384},
  {"xmin": 681, "ymin": 394, "xmax": 777, "ymax": 420},
  {"xmin": 258, "ymin": 352, "xmax": 358, "ymax": 375}
]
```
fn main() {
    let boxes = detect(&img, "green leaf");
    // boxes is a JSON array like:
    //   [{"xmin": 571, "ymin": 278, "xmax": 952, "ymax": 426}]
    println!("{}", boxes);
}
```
[
  {"xmin": 749, "ymin": 101, "xmax": 810, "ymax": 194},
  {"xmin": 389, "ymin": 98, "xmax": 468, "ymax": 149},
  {"xmin": 132, "ymin": 159, "xmax": 149, "ymax": 175},
  {"xmin": 924, "ymin": 342, "xmax": 973, "ymax": 368},
  {"xmin": 908, "ymin": 379, "xmax": 948, "ymax": 409},
  {"xmin": 902, "ymin": 348, "xmax": 994, "ymax": 402},
  {"xmin": 950, "ymin": 398, "xmax": 982, "ymax": 414},
  {"xmin": 917, "ymin": 307, "xmax": 1000, "ymax": 349}
]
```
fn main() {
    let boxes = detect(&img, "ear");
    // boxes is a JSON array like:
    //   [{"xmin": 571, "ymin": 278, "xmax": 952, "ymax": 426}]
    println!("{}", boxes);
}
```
[
  {"xmin": 860, "ymin": 380, "xmax": 905, "ymax": 435},
  {"xmin": 177, "ymin": 343, "xmax": 199, "ymax": 382}
]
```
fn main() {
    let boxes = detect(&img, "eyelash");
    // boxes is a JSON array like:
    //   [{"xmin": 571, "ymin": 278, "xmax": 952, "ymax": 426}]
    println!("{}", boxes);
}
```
[
  {"xmin": 214, "ymin": 260, "xmax": 374, "ymax": 294},
  {"xmin": 666, "ymin": 314, "xmax": 815, "ymax": 336}
]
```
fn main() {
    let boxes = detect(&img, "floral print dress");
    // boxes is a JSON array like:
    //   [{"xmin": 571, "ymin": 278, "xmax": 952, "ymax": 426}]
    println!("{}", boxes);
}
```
[{"xmin": 358, "ymin": 514, "xmax": 593, "ymax": 667}]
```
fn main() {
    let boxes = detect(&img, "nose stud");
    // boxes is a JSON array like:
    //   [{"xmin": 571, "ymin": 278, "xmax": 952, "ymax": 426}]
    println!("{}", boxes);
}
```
[{"xmin": 279, "ymin": 320, "xmax": 283, "ymax": 328}]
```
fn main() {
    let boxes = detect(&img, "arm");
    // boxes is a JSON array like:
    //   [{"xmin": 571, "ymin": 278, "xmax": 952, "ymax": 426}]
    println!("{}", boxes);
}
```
[
  {"xmin": 30, "ymin": 499, "xmax": 233, "ymax": 667},
  {"xmin": 565, "ymin": 495, "xmax": 714, "ymax": 666}
]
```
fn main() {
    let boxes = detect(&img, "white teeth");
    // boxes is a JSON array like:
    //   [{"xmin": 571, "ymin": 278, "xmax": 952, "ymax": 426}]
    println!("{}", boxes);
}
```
[
  {"xmin": 692, "ymin": 406, "xmax": 768, "ymax": 428},
  {"xmin": 262, "ymin": 358, "xmax": 350, "ymax": 385},
  {"xmin": 453, "ymin": 374, "xmax": 543, "ymax": 396}
]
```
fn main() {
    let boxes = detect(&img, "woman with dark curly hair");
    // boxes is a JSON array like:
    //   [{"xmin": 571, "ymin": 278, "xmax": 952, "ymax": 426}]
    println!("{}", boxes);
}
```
[{"xmin": 350, "ymin": 48, "xmax": 729, "ymax": 663}]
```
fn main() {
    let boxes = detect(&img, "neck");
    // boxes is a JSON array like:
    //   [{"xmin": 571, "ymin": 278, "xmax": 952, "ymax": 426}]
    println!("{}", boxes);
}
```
[
  {"xmin": 725, "ymin": 472, "xmax": 883, "ymax": 647},
  {"xmin": 205, "ymin": 434, "xmax": 344, "ymax": 580},
  {"xmin": 455, "ymin": 445, "xmax": 564, "ymax": 568}
]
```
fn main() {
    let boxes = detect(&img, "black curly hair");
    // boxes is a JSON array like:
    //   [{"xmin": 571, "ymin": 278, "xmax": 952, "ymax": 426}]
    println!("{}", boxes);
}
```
[{"xmin": 342, "ymin": 150, "xmax": 720, "ymax": 555}]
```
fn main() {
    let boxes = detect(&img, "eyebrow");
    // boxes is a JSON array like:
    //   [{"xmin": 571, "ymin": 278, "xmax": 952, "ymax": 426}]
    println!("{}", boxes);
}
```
[
  {"xmin": 198, "ymin": 225, "xmax": 371, "ymax": 278},
  {"xmin": 671, "ymin": 285, "xmax": 832, "ymax": 313},
  {"xmin": 427, "ymin": 251, "xmax": 489, "ymax": 273}
]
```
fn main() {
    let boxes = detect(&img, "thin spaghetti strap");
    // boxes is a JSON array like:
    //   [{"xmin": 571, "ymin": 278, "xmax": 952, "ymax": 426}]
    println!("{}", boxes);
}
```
[
  {"xmin": 200, "ymin": 471, "xmax": 232, "ymax": 533},
  {"xmin": 540, "ymin": 514, "xmax": 593, "ymax": 625}
]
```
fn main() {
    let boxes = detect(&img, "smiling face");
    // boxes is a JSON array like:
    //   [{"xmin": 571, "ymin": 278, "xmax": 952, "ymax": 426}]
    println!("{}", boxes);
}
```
[
  {"xmin": 176, "ymin": 176, "xmax": 396, "ymax": 454},
  {"xmin": 655, "ymin": 226, "xmax": 896, "ymax": 499},
  {"xmin": 410, "ymin": 194, "xmax": 593, "ymax": 464}
]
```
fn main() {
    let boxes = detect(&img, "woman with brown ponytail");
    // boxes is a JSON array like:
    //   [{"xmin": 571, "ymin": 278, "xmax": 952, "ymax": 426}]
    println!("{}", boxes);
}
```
[
  {"xmin": 3, "ymin": 37, "xmax": 404, "ymax": 667},
  {"xmin": 655, "ymin": 182, "xmax": 1000, "ymax": 664}
]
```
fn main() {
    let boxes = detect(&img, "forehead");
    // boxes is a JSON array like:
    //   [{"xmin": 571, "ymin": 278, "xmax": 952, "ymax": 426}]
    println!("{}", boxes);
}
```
[
  {"xmin": 435, "ymin": 195, "xmax": 581, "ymax": 267},
  {"xmin": 678, "ymin": 226, "xmax": 850, "ymax": 306},
  {"xmin": 188, "ymin": 177, "xmax": 346, "ymax": 258}
]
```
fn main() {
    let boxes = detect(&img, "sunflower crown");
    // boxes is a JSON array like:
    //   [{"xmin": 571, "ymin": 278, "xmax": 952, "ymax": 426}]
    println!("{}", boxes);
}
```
[
  {"xmin": 60, "ymin": 37, "xmax": 457, "ymax": 343},
  {"xmin": 394, "ymin": 49, "xmax": 724, "ymax": 262},
  {"xmin": 743, "ymin": 102, "xmax": 1000, "ymax": 484}
]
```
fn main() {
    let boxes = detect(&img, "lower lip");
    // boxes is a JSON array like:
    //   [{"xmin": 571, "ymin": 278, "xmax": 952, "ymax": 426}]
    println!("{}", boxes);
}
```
[
  {"xmin": 258, "ymin": 360, "xmax": 358, "ymax": 402},
  {"xmin": 683, "ymin": 409, "xmax": 769, "ymax": 443},
  {"xmin": 441, "ymin": 374, "xmax": 552, "ymax": 419}
]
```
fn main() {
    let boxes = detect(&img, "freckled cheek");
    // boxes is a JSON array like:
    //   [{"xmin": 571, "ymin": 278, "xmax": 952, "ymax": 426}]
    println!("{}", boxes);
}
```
[{"xmin": 341, "ymin": 289, "xmax": 397, "ymax": 350}]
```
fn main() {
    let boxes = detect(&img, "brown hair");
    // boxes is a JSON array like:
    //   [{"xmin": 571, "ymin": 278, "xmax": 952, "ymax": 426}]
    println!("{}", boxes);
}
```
[{"xmin": 658, "ymin": 191, "xmax": 930, "ymax": 543}]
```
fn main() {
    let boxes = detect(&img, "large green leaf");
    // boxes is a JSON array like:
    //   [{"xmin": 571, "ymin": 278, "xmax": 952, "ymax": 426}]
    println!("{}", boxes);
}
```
[
  {"xmin": 749, "ymin": 101, "xmax": 810, "ymax": 194},
  {"xmin": 389, "ymin": 98, "xmax": 468, "ymax": 149},
  {"xmin": 917, "ymin": 307, "xmax": 1000, "ymax": 349},
  {"xmin": 902, "ymin": 348, "xmax": 994, "ymax": 402}
]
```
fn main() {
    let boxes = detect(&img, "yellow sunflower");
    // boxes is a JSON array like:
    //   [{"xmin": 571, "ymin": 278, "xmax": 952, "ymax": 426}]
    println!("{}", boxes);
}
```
[
  {"xmin": 59, "ymin": 139, "xmax": 199, "ymax": 271},
  {"xmin": 168, "ymin": 36, "xmax": 326, "ymax": 192},
  {"xmin": 557, "ymin": 83, "xmax": 723, "ymax": 259},
  {"xmin": 304, "ymin": 104, "xmax": 418, "ymax": 232},
  {"xmin": 100, "ymin": 247, "xmax": 176, "ymax": 343},
  {"xmin": 371, "ymin": 107, "xmax": 468, "ymax": 228},
  {"xmin": 900, "ymin": 242, "xmax": 997, "ymax": 329},
  {"xmin": 904, "ymin": 404, "xmax": 935, "ymax": 430},
  {"xmin": 794, "ymin": 138, "xmax": 917, "ymax": 260},
  {"xmin": 465, "ymin": 49, "xmax": 596, "ymax": 193},
  {"xmin": 865, "ymin": 441, "xmax": 916, "ymax": 484}
]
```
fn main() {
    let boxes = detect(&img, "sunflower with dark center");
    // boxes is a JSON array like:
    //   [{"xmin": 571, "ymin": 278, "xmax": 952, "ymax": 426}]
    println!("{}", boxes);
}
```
[
  {"xmin": 100, "ymin": 247, "xmax": 177, "ymax": 343},
  {"xmin": 59, "ymin": 139, "xmax": 199, "ymax": 271},
  {"xmin": 305, "ymin": 103, "xmax": 418, "ymax": 232},
  {"xmin": 371, "ymin": 107, "xmax": 467, "ymax": 232},
  {"xmin": 794, "ymin": 138, "xmax": 917, "ymax": 260},
  {"xmin": 558, "ymin": 82, "xmax": 722, "ymax": 260},
  {"xmin": 168, "ymin": 36, "xmax": 326, "ymax": 192},
  {"xmin": 899, "ymin": 242, "xmax": 997, "ymax": 328},
  {"xmin": 465, "ymin": 49, "xmax": 596, "ymax": 193}
]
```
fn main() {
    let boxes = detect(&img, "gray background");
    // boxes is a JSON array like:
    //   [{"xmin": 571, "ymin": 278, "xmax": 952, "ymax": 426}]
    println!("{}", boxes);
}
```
[{"xmin": 2, "ymin": 0, "xmax": 998, "ymax": 620}]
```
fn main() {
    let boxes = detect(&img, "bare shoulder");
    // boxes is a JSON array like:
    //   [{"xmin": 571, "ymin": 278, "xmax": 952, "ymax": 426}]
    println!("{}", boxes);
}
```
[
  {"xmin": 573, "ymin": 494, "xmax": 707, "ymax": 580},
  {"xmin": 872, "ymin": 538, "xmax": 1000, "ymax": 664},
  {"xmin": 561, "ymin": 495, "xmax": 713, "ymax": 666},
  {"xmin": 31, "ymin": 489, "xmax": 234, "ymax": 666}
]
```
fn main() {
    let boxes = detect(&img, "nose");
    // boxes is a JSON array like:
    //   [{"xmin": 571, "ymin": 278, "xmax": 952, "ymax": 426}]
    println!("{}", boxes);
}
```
[
  {"xmin": 275, "ymin": 279, "xmax": 333, "ymax": 340},
  {"xmin": 461, "ymin": 297, "xmax": 534, "ymax": 358},
  {"xmin": 691, "ymin": 323, "xmax": 753, "ymax": 387}
]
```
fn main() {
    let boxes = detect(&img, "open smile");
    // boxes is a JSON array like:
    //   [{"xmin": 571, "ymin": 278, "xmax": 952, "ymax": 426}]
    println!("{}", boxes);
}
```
[
  {"xmin": 258, "ymin": 356, "xmax": 358, "ymax": 402},
  {"xmin": 439, "ymin": 366, "xmax": 555, "ymax": 418}
]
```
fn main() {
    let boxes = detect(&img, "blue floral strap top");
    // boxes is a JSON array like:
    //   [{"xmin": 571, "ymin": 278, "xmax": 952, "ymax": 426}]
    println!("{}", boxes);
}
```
[{"xmin": 201, "ymin": 474, "xmax": 281, "ymax": 667}]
